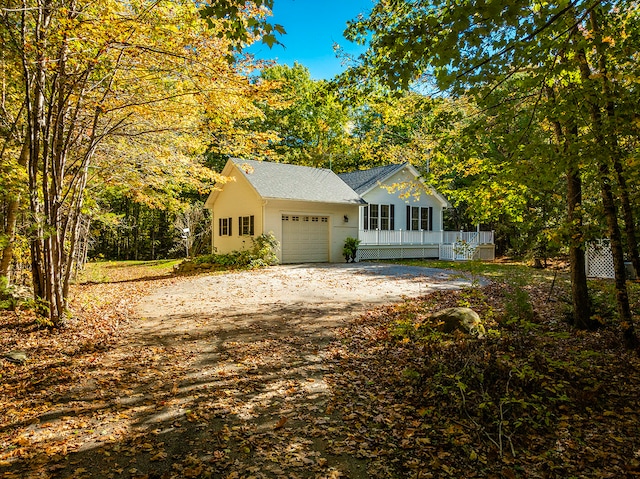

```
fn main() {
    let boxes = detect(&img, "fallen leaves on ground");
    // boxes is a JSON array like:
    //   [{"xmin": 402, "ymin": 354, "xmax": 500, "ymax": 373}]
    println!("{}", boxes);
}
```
[
  {"xmin": 324, "ymin": 282, "xmax": 640, "ymax": 478},
  {"xmin": 1, "ymin": 263, "xmax": 640, "ymax": 479}
]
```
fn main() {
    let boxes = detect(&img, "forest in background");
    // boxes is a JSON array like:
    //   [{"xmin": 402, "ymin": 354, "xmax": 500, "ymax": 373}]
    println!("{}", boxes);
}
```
[{"xmin": 1, "ymin": 0, "xmax": 640, "ymax": 331}]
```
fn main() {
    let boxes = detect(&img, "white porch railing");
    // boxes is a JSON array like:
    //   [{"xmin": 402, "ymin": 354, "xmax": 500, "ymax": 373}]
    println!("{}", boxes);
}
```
[{"xmin": 358, "ymin": 230, "xmax": 494, "ymax": 246}]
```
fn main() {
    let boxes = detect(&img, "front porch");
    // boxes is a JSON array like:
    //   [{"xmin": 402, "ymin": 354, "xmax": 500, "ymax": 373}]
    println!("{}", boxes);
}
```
[{"xmin": 356, "ymin": 230, "xmax": 495, "ymax": 261}]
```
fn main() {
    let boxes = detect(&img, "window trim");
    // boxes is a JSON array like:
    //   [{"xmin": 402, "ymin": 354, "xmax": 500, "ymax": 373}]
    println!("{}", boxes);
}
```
[
  {"xmin": 406, "ymin": 206, "xmax": 433, "ymax": 231},
  {"xmin": 219, "ymin": 217, "xmax": 232, "ymax": 236},
  {"xmin": 364, "ymin": 203, "xmax": 394, "ymax": 230},
  {"xmin": 239, "ymin": 215, "xmax": 255, "ymax": 236}
]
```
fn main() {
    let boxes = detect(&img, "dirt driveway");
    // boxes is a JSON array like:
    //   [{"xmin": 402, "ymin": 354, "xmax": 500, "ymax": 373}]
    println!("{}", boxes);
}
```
[
  {"xmin": 135, "ymin": 262, "xmax": 471, "ymax": 339},
  {"xmin": 119, "ymin": 263, "xmax": 472, "ymax": 477},
  {"xmin": 5, "ymin": 263, "xmax": 471, "ymax": 479}
]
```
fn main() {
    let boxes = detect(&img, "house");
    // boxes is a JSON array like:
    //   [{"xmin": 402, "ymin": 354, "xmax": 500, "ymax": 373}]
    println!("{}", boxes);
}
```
[
  {"xmin": 204, "ymin": 158, "xmax": 364, "ymax": 263},
  {"xmin": 205, "ymin": 158, "xmax": 495, "ymax": 263},
  {"xmin": 338, "ymin": 163, "xmax": 494, "ymax": 261}
]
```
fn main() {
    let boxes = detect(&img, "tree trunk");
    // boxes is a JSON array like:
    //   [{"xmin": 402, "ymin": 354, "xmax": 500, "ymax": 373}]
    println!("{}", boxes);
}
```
[
  {"xmin": 585, "ymin": 8, "xmax": 640, "ymax": 283},
  {"xmin": 547, "ymin": 85, "xmax": 593, "ymax": 329},
  {"xmin": 575, "ymin": 23, "xmax": 637, "ymax": 346},
  {"xmin": 566, "ymin": 157, "xmax": 593, "ymax": 329},
  {"xmin": 0, "ymin": 139, "xmax": 29, "ymax": 282}
]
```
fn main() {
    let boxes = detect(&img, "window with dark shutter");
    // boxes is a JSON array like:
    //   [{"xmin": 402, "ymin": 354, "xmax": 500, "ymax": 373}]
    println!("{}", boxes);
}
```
[
  {"xmin": 239, "ymin": 215, "xmax": 255, "ymax": 236},
  {"xmin": 219, "ymin": 217, "xmax": 233, "ymax": 236}
]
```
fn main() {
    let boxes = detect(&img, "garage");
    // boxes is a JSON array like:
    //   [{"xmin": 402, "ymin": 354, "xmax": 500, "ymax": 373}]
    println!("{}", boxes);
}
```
[{"xmin": 281, "ymin": 214, "xmax": 330, "ymax": 263}]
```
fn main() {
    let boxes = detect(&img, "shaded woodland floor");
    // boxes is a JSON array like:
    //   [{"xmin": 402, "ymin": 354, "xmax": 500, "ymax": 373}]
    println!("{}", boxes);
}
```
[{"xmin": 1, "ymin": 260, "xmax": 640, "ymax": 478}]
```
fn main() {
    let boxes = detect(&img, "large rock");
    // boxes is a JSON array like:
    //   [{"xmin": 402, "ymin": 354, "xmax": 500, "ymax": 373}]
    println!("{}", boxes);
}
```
[
  {"xmin": 3, "ymin": 350, "xmax": 28, "ymax": 365},
  {"xmin": 430, "ymin": 307, "xmax": 485, "ymax": 338}
]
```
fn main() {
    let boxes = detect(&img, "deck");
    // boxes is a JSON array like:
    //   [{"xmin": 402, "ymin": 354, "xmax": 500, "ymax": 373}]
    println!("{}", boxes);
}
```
[{"xmin": 357, "ymin": 230, "xmax": 495, "ymax": 261}]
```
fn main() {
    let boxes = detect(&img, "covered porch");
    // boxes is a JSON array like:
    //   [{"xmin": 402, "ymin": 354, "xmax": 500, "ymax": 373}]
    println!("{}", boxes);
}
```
[{"xmin": 356, "ymin": 230, "xmax": 495, "ymax": 261}]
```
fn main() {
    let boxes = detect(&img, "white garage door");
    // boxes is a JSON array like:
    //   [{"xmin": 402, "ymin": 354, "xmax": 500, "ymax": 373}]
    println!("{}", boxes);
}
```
[{"xmin": 281, "ymin": 214, "xmax": 330, "ymax": 263}]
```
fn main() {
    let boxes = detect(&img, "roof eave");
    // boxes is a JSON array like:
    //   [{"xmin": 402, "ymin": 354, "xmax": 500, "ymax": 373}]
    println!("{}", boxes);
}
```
[{"xmin": 262, "ymin": 195, "xmax": 366, "ymax": 205}]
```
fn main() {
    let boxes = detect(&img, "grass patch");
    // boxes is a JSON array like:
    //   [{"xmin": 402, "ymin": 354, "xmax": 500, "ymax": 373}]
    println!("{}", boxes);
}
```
[
  {"xmin": 396, "ymin": 258, "xmax": 559, "ymax": 284},
  {"xmin": 77, "ymin": 259, "xmax": 181, "ymax": 283}
]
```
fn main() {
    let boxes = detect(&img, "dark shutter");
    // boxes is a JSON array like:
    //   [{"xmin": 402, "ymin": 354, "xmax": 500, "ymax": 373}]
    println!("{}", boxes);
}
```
[
  {"xmin": 406, "ymin": 205, "xmax": 410, "ymax": 230},
  {"xmin": 429, "ymin": 207, "xmax": 433, "ymax": 231},
  {"xmin": 364, "ymin": 205, "xmax": 369, "ymax": 230},
  {"xmin": 238, "ymin": 217, "xmax": 242, "ymax": 236},
  {"xmin": 390, "ymin": 204, "xmax": 395, "ymax": 230},
  {"xmin": 219, "ymin": 218, "xmax": 222, "ymax": 236},
  {"xmin": 228, "ymin": 218, "xmax": 232, "ymax": 236},
  {"xmin": 250, "ymin": 215, "xmax": 255, "ymax": 235}
]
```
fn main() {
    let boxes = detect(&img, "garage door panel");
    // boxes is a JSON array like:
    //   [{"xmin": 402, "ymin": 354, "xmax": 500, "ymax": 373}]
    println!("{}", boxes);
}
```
[{"xmin": 282, "ymin": 215, "xmax": 329, "ymax": 263}]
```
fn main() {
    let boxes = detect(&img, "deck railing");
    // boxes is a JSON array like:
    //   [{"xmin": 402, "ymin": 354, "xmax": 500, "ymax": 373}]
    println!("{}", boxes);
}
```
[{"xmin": 358, "ymin": 230, "xmax": 494, "ymax": 246}]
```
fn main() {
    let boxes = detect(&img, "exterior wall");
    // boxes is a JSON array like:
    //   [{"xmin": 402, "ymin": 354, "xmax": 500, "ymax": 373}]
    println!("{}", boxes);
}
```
[
  {"xmin": 210, "ymin": 168, "xmax": 264, "ymax": 254},
  {"xmin": 360, "ymin": 167, "xmax": 445, "ymax": 232},
  {"xmin": 264, "ymin": 199, "xmax": 360, "ymax": 263}
]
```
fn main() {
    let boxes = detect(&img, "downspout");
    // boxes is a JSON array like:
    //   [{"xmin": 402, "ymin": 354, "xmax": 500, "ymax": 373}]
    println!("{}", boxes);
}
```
[
  {"xmin": 262, "ymin": 199, "xmax": 271, "ymax": 259},
  {"xmin": 262, "ymin": 199, "xmax": 268, "ymax": 234},
  {"xmin": 210, "ymin": 212, "xmax": 215, "ymax": 254}
]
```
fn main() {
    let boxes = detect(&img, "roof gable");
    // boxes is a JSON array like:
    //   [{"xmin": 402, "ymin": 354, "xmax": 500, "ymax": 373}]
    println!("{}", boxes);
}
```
[
  {"xmin": 338, "ymin": 163, "xmax": 405, "ymax": 195},
  {"xmin": 339, "ymin": 162, "xmax": 451, "ymax": 208}
]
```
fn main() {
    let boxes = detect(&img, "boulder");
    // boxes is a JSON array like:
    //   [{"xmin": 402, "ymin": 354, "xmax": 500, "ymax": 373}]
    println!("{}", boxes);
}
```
[
  {"xmin": 430, "ymin": 307, "xmax": 485, "ymax": 338},
  {"xmin": 4, "ymin": 350, "xmax": 28, "ymax": 365}
]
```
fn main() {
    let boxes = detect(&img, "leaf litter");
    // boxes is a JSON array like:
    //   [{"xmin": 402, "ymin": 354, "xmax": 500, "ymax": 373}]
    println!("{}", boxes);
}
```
[{"xmin": 1, "ymin": 263, "xmax": 639, "ymax": 478}]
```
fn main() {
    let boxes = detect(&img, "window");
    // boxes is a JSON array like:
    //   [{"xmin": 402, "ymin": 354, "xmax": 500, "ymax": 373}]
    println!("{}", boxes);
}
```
[
  {"xmin": 219, "ymin": 217, "xmax": 232, "ymax": 236},
  {"xmin": 406, "ymin": 206, "xmax": 433, "ymax": 231},
  {"xmin": 238, "ymin": 215, "xmax": 255, "ymax": 236},
  {"xmin": 364, "ymin": 204, "xmax": 394, "ymax": 230},
  {"xmin": 369, "ymin": 204, "xmax": 378, "ymax": 230}
]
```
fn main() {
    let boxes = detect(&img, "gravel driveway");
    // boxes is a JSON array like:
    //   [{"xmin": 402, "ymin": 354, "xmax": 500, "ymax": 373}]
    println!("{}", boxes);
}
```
[
  {"xmin": 136, "ymin": 262, "xmax": 471, "ymax": 332},
  {"xmin": 125, "ymin": 263, "xmax": 473, "ymax": 477}
]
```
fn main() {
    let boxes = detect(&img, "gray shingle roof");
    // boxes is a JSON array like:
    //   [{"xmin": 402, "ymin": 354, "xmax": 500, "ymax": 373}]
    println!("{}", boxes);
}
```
[
  {"xmin": 338, "ymin": 163, "xmax": 406, "ymax": 194},
  {"xmin": 232, "ymin": 158, "xmax": 364, "ymax": 204}
]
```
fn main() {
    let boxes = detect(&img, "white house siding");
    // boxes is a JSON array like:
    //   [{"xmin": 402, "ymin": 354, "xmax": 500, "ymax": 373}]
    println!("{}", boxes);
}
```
[
  {"xmin": 360, "ymin": 168, "xmax": 444, "ymax": 233},
  {"xmin": 263, "ymin": 199, "xmax": 360, "ymax": 263},
  {"xmin": 210, "ymin": 165, "xmax": 264, "ymax": 255}
]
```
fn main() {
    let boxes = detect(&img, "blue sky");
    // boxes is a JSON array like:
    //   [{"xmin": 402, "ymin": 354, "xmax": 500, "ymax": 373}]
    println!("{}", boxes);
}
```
[{"xmin": 247, "ymin": 0, "xmax": 374, "ymax": 80}]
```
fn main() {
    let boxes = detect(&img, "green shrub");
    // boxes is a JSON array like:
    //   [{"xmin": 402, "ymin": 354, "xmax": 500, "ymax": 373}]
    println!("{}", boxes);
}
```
[
  {"xmin": 0, "ymin": 276, "xmax": 31, "ymax": 311},
  {"xmin": 343, "ymin": 236, "xmax": 361, "ymax": 262},
  {"xmin": 182, "ymin": 233, "xmax": 280, "ymax": 273}
]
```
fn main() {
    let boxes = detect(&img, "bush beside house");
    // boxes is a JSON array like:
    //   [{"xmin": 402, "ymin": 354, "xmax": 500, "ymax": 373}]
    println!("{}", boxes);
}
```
[{"xmin": 175, "ymin": 233, "xmax": 279, "ymax": 274}]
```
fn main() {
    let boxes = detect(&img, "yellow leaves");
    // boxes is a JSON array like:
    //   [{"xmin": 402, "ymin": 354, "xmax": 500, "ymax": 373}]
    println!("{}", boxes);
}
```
[
  {"xmin": 274, "ymin": 416, "xmax": 289, "ymax": 430},
  {"xmin": 183, "ymin": 465, "xmax": 204, "ymax": 477}
]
